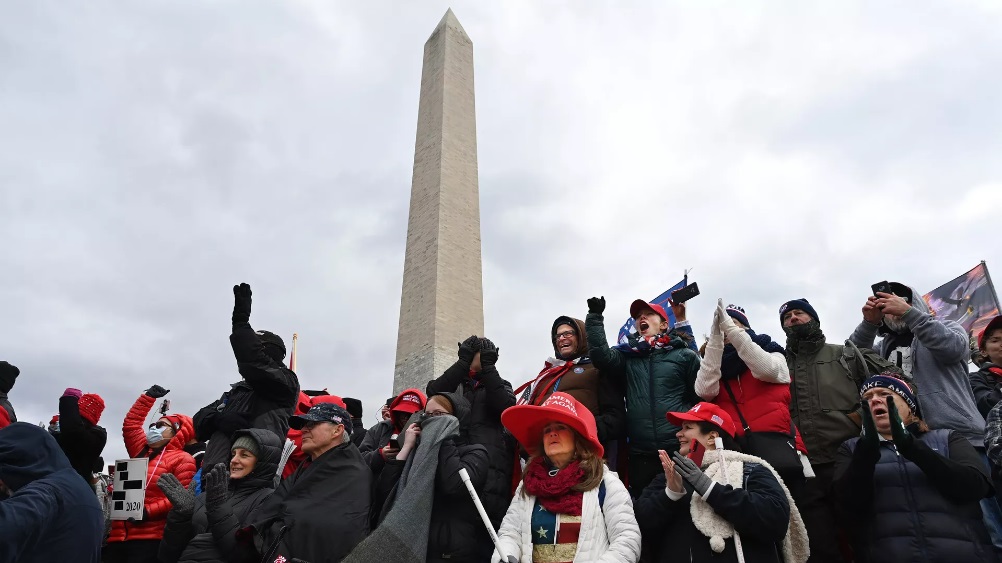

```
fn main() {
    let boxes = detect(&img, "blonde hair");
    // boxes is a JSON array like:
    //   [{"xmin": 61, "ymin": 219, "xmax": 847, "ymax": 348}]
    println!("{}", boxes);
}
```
[{"xmin": 521, "ymin": 431, "xmax": 604, "ymax": 497}]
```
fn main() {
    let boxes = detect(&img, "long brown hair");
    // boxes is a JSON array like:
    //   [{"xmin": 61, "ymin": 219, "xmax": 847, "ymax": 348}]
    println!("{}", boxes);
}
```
[{"xmin": 521, "ymin": 431, "xmax": 604, "ymax": 496}]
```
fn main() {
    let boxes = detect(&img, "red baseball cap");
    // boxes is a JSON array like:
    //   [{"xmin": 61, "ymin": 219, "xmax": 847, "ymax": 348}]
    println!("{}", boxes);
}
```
[
  {"xmin": 501, "ymin": 392, "xmax": 603, "ymax": 458},
  {"xmin": 630, "ymin": 299, "xmax": 669, "ymax": 322},
  {"xmin": 666, "ymin": 402, "xmax": 737, "ymax": 438},
  {"xmin": 390, "ymin": 388, "xmax": 427, "ymax": 415},
  {"xmin": 312, "ymin": 395, "xmax": 347, "ymax": 409},
  {"xmin": 979, "ymin": 315, "xmax": 1002, "ymax": 350}
]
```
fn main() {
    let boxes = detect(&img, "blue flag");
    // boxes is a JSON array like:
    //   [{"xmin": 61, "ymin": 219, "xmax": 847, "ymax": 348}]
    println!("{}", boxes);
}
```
[{"xmin": 618, "ymin": 278, "xmax": 688, "ymax": 345}]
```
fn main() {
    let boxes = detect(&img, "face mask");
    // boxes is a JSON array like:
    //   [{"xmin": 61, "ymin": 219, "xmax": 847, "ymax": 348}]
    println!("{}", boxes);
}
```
[{"xmin": 146, "ymin": 427, "xmax": 166, "ymax": 445}]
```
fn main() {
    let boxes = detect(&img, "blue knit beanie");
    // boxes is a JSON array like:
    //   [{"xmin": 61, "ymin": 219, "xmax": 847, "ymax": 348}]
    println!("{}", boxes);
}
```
[
  {"xmin": 779, "ymin": 298, "xmax": 819, "ymax": 324},
  {"xmin": 726, "ymin": 305, "xmax": 750, "ymax": 328}
]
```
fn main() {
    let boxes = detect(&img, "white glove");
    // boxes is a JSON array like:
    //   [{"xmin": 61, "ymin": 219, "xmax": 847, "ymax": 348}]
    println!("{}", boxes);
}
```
[{"xmin": 717, "ymin": 299, "xmax": 739, "ymax": 335}]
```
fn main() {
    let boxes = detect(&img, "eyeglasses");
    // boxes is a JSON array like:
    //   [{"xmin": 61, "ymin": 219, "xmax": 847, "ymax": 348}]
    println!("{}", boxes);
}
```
[
  {"xmin": 149, "ymin": 422, "xmax": 173, "ymax": 430},
  {"xmin": 555, "ymin": 331, "xmax": 576, "ymax": 341},
  {"xmin": 425, "ymin": 410, "xmax": 451, "ymax": 417}
]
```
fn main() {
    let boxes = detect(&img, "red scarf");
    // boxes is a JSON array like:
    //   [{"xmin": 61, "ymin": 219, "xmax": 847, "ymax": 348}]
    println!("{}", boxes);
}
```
[
  {"xmin": 514, "ymin": 360, "xmax": 577, "ymax": 406},
  {"xmin": 522, "ymin": 457, "xmax": 586, "ymax": 516}
]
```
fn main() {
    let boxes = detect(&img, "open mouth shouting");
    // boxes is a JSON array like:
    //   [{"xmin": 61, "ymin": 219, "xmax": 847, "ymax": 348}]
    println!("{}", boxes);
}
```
[{"xmin": 638, "ymin": 320, "xmax": 650, "ymax": 333}]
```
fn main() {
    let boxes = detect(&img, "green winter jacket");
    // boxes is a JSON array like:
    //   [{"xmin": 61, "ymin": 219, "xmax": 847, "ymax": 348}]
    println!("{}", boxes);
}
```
[{"xmin": 586, "ymin": 312, "xmax": 701, "ymax": 455}]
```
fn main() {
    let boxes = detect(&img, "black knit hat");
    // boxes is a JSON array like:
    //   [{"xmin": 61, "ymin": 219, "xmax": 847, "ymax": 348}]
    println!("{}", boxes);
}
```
[
  {"xmin": 779, "ymin": 299, "xmax": 820, "ymax": 324},
  {"xmin": 343, "ymin": 397, "xmax": 363, "ymax": 419}
]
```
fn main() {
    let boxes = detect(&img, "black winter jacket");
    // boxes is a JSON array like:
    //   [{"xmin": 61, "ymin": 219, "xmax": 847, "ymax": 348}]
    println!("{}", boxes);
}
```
[
  {"xmin": 159, "ymin": 428, "xmax": 282, "ymax": 563},
  {"xmin": 373, "ymin": 392, "xmax": 492, "ymax": 562},
  {"xmin": 350, "ymin": 418, "xmax": 368, "ymax": 449},
  {"xmin": 426, "ymin": 358, "xmax": 516, "ymax": 529},
  {"xmin": 634, "ymin": 463, "xmax": 790, "ymax": 562},
  {"xmin": 358, "ymin": 419, "xmax": 396, "ymax": 473},
  {"xmin": 235, "ymin": 441, "xmax": 371, "ymax": 563},
  {"xmin": 969, "ymin": 363, "xmax": 1002, "ymax": 419},
  {"xmin": 194, "ymin": 322, "xmax": 300, "ymax": 470},
  {"xmin": 835, "ymin": 428, "xmax": 997, "ymax": 563},
  {"xmin": 54, "ymin": 395, "xmax": 107, "ymax": 483}
]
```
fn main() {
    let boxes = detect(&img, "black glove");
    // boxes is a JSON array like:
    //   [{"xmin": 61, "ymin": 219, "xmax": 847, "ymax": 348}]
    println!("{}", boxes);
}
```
[
  {"xmin": 232, "ymin": 283, "xmax": 252, "ymax": 325},
  {"xmin": 859, "ymin": 400, "xmax": 880, "ymax": 451},
  {"xmin": 671, "ymin": 451, "xmax": 714, "ymax": 496},
  {"xmin": 204, "ymin": 463, "xmax": 230, "ymax": 508},
  {"xmin": 457, "ymin": 335, "xmax": 481, "ymax": 363},
  {"xmin": 157, "ymin": 473, "xmax": 196, "ymax": 517},
  {"xmin": 145, "ymin": 385, "xmax": 170, "ymax": 399},
  {"xmin": 887, "ymin": 396, "xmax": 914, "ymax": 454},
  {"xmin": 479, "ymin": 338, "xmax": 499, "ymax": 368},
  {"xmin": 587, "ymin": 296, "xmax": 606, "ymax": 315}
]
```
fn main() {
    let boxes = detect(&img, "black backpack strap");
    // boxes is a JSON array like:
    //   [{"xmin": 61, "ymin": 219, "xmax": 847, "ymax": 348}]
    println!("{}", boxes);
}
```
[{"xmin": 721, "ymin": 380, "xmax": 751, "ymax": 432}]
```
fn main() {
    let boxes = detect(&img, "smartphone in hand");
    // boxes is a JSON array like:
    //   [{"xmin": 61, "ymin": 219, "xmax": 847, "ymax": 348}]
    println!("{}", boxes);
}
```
[{"xmin": 671, "ymin": 283, "xmax": 701, "ymax": 304}]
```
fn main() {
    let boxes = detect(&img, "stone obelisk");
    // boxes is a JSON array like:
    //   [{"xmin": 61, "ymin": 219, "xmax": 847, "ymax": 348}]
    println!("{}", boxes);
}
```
[{"xmin": 393, "ymin": 9, "xmax": 484, "ymax": 394}]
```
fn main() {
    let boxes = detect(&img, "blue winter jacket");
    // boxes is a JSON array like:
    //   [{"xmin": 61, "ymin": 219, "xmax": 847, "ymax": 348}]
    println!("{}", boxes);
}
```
[{"xmin": 0, "ymin": 422, "xmax": 104, "ymax": 563}]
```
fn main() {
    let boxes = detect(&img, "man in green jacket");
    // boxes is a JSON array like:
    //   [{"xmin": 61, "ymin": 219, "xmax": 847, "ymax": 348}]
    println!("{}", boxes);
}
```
[
  {"xmin": 781, "ymin": 298, "xmax": 886, "ymax": 563},
  {"xmin": 585, "ymin": 296, "xmax": 701, "ymax": 494}
]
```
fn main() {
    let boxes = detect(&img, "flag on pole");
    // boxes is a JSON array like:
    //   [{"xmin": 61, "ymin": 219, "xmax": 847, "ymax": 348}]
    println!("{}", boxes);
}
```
[
  {"xmin": 923, "ymin": 262, "xmax": 1000, "ymax": 338},
  {"xmin": 618, "ymin": 277, "xmax": 688, "ymax": 345},
  {"xmin": 289, "ymin": 333, "xmax": 299, "ymax": 372}
]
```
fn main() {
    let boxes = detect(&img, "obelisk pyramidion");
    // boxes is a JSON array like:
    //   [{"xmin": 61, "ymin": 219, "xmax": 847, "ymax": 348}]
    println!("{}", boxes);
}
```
[{"xmin": 393, "ymin": 9, "xmax": 484, "ymax": 394}]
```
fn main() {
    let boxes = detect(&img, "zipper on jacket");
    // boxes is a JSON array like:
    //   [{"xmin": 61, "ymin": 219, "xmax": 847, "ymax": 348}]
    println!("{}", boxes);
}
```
[
  {"xmin": 895, "ymin": 444, "xmax": 930, "ymax": 559},
  {"xmin": 648, "ymin": 356, "xmax": 660, "ymax": 447}
]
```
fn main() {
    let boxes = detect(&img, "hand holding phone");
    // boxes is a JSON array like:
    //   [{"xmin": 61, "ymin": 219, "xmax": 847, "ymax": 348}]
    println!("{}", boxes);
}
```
[{"xmin": 671, "ymin": 283, "xmax": 700, "ymax": 305}]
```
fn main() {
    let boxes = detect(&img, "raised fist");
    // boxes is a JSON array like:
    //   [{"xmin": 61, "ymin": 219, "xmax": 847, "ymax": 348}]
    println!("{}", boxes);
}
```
[
  {"xmin": 587, "ymin": 296, "xmax": 606, "ymax": 315},
  {"xmin": 232, "ymin": 283, "xmax": 253, "ymax": 324}
]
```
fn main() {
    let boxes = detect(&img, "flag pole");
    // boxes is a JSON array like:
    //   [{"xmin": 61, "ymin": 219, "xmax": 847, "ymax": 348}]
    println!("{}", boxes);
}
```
[
  {"xmin": 289, "ymin": 333, "xmax": 299, "ymax": 372},
  {"xmin": 982, "ymin": 261, "xmax": 1001, "ymax": 310}
]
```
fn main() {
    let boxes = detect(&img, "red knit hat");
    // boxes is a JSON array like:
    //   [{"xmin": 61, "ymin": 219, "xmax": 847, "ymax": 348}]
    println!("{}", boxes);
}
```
[
  {"xmin": 78, "ymin": 394, "xmax": 105, "ymax": 425},
  {"xmin": 501, "ymin": 392, "xmax": 603, "ymax": 458}
]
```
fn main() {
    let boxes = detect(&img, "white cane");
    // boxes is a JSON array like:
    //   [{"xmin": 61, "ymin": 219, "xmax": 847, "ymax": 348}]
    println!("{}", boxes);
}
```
[
  {"xmin": 459, "ymin": 468, "xmax": 510, "ymax": 562},
  {"xmin": 715, "ymin": 437, "xmax": 747, "ymax": 563}
]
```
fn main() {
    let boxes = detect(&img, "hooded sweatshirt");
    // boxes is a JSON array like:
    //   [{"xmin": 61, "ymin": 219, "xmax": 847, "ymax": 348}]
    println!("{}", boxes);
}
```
[
  {"xmin": 0, "ymin": 422, "xmax": 104, "ymax": 563},
  {"xmin": 851, "ymin": 284, "xmax": 985, "ymax": 446}
]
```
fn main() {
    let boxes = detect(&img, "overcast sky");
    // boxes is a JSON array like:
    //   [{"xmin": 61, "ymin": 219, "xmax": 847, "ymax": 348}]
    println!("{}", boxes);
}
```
[{"xmin": 3, "ymin": 1, "xmax": 1001, "ymax": 464}]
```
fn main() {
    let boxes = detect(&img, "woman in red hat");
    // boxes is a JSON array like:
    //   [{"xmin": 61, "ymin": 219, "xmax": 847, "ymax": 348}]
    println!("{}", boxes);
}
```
[
  {"xmin": 634, "ymin": 402, "xmax": 808, "ymax": 563},
  {"xmin": 494, "ymin": 392, "xmax": 641, "ymax": 563}
]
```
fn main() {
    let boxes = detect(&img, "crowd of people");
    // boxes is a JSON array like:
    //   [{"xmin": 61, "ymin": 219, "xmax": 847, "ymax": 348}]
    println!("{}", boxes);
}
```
[{"xmin": 2, "ymin": 280, "xmax": 1002, "ymax": 563}]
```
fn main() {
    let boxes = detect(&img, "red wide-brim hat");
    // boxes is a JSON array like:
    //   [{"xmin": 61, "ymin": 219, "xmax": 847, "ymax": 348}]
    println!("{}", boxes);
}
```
[{"xmin": 501, "ymin": 392, "xmax": 603, "ymax": 458}]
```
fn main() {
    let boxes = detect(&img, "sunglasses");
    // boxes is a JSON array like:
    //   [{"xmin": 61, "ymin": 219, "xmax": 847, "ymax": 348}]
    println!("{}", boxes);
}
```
[{"xmin": 149, "ymin": 421, "xmax": 175, "ymax": 431}]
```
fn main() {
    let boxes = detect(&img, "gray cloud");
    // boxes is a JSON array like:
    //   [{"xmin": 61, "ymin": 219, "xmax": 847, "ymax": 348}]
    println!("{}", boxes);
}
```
[{"xmin": 3, "ymin": 2, "xmax": 1000, "ymax": 464}]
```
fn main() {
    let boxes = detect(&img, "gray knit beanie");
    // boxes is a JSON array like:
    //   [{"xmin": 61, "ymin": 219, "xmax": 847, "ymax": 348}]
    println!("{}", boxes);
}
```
[{"xmin": 231, "ymin": 435, "xmax": 260, "ymax": 458}]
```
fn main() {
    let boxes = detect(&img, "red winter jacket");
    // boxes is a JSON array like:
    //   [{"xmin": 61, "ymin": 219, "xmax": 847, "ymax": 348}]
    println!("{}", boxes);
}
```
[
  {"xmin": 107, "ymin": 393, "xmax": 196, "ymax": 544},
  {"xmin": 713, "ymin": 370, "xmax": 808, "ymax": 454}
]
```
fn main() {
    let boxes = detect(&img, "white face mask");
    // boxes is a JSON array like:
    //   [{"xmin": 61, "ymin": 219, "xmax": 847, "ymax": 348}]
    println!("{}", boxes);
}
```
[{"xmin": 146, "ymin": 427, "xmax": 166, "ymax": 446}]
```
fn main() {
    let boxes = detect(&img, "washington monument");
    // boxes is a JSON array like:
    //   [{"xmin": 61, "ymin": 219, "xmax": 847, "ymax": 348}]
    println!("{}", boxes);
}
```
[{"xmin": 393, "ymin": 9, "xmax": 484, "ymax": 393}]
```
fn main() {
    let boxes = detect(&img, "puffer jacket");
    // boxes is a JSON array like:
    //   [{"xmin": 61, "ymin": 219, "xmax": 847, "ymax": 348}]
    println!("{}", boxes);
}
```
[
  {"xmin": 969, "ymin": 363, "xmax": 1002, "ymax": 419},
  {"xmin": 159, "ymin": 428, "xmax": 282, "ymax": 563},
  {"xmin": 851, "ymin": 287, "xmax": 985, "ymax": 447},
  {"xmin": 194, "ymin": 321, "xmax": 300, "ymax": 472},
  {"xmin": 426, "ymin": 358, "xmax": 516, "ymax": 530},
  {"xmin": 835, "ymin": 428, "xmax": 997, "ymax": 562},
  {"xmin": 374, "ymin": 392, "xmax": 492, "ymax": 562},
  {"xmin": 514, "ymin": 316, "xmax": 627, "ymax": 445},
  {"xmin": 107, "ymin": 393, "xmax": 196, "ymax": 544},
  {"xmin": 586, "ymin": 312, "xmax": 702, "ymax": 454},
  {"xmin": 491, "ymin": 466, "xmax": 641, "ymax": 562}
]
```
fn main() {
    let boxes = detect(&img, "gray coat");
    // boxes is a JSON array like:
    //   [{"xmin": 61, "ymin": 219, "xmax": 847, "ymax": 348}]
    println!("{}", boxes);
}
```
[{"xmin": 850, "ymin": 287, "xmax": 985, "ymax": 446}]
